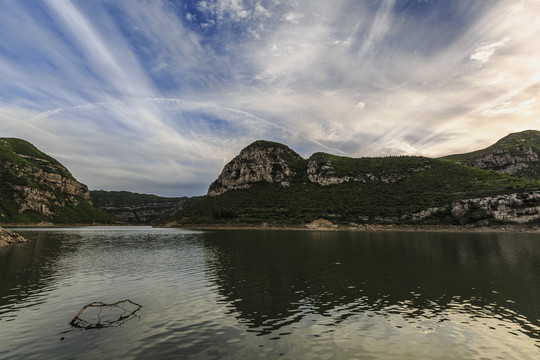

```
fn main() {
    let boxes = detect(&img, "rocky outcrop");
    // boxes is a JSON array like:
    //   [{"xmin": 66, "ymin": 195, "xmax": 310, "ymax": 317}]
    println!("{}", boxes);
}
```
[
  {"xmin": 208, "ymin": 140, "xmax": 303, "ymax": 196},
  {"xmin": 208, "ymin": 141, "xmax": 436, "ymax": 195},
  {"xmin": 307, "ymin": 155, "xmax": 365, "ymax": 185},
  {"xmin": 9, "ymin": 165, "xmax": 92, "ymax": 217},
  {"xmin": 0, "ymin": 227, "xmax": 28, "ymax": 247},
  {"xmin": 409, "ymin": 191, "xmax": 540, "ymax": 224},
  {"xmin": 0, "ymin": 138, "xmax": 108, "ymax": 223},
  {"xmin": 6, "ymin": 163, "xmax": 91, "ymax": 218},
  {"xmin": 307, "ymin": 153, "xmax": 432, "ymax": 186},
  {"xmin": 471, "ymin": 145, "xmax": 539, "ymax": 176},
  {"xmin": 443, "ymin": 131, "xmax": 540, "ymax": 178}
]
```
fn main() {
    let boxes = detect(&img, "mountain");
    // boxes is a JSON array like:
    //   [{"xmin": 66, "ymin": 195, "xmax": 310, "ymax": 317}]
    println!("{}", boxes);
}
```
[
  {"xmin": 442, "ymin": 130, "xmax": 540, "ymax": 178},
  {"xmin": 168, "ymin": 137, "xmax": 540, "ymax": 227},
  {"xmin": 90, "ymin": 190, "xmax": 193, "ymax": 224},
  {"xmin": 0, "ymin": 138, "xmax": 116, "ymax": 224},
  {"xmin": 208, "ymin": 140, "xmax": 306, "ymax": 196}
]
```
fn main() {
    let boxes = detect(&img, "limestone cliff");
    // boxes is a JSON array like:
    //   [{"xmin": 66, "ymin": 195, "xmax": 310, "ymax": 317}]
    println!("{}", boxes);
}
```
[
  {"xmin": 409, "ymin": 191, "xmax": 540, "ymax": 225},
  {"xmin": 0, "ymin": 138, "xmax": 113, "ymax": 223},
  {"xmin": 307, "ymin": 154, "xmax": 364, "ymax": 185},
  {"xmin": 208, "ymin": 140, "xmax": 304, "ymax": 196},
  {"xmin": 207, "ymin": 141, "xmax": 436, "ymax": 196},
  {"xmin": 470, "ymin": 145, "xmax": 538, "ymax": 175}
]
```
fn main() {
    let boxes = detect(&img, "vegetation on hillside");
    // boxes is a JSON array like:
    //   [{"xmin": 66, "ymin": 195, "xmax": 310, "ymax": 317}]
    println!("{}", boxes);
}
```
[
  {"xmin": 90, "ymin": 190, "xmax": 191, "ymax": 224},
  {"xmin": 90, "ymin": 190, "xmax": 187, "ymax": 207},
  {"xmin": 170, "ymin": 155, "xmax": 540, "ymax": 226},
  {"xmin": 442, "ymin": 130, "xmax": 540, "ymax": 178},
  {"xmin": 0, "ymin": 138, "xmax": 73, "ymax": 179},
  {"xmin": 0, "ymin": 138, "xmax": 117, "ymax": 224}
]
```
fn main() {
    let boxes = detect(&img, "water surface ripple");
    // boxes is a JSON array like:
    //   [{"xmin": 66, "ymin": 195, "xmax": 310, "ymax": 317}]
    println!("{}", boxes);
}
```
[{"xmin": 0, "ymin": 227, "xmax": 539, "ymax": 359}]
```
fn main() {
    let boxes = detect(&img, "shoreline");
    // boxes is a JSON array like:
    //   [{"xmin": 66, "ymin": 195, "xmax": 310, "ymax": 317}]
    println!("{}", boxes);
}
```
[
  {"xmin": 2, "ymin": 221, "xmax": 540, "ymax": 234},
  {"xmin": 164, "ymin": 222, "xmax": 540, "ymax": 233}
]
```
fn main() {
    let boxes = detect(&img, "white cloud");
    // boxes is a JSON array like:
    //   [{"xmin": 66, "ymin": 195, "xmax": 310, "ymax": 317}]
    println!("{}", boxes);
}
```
[
  {"xmin": 470, "ymin": 37, "xmax": 510, "ymax": 64},
  {"xmin": 359, "ymin": 0, "xmax": 396, "ymax": 55},
  {"xmin": 482, "ymin": 98, "xmax": 537, "ymax": 117},
  {"xmin": 2, "ymin": 0, "xmax": 540, "ymax": 195}
]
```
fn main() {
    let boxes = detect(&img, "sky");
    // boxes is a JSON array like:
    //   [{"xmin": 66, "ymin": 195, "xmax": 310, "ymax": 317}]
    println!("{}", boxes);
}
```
[{"xmin": 1, "ymin": 0, "xmax": 540, "ymax": 197}]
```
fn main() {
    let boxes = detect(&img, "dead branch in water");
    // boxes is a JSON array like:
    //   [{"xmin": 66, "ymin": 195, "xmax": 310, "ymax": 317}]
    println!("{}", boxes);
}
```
[{"xmin": 69, "ymin": 299, "xmax": 142, "ymax": 329}]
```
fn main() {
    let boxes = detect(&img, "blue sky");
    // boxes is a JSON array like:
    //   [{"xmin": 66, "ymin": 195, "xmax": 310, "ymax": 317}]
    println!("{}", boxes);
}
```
[{"xmin": 1, "ymin": 0, "xmax": 540, "ymax": 196}]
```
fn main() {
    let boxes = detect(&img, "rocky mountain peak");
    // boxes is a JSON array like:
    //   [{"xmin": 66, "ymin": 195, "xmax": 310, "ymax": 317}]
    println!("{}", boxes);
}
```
[{"xmin": 207, "ymin": 140, "xmax": 304, "ymax": 196}]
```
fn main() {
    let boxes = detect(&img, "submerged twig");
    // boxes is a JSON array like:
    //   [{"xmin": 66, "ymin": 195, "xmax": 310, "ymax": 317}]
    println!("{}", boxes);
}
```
[{"xmin": 69, "ymin": 299, "xmax": 142, "ymax": 329}]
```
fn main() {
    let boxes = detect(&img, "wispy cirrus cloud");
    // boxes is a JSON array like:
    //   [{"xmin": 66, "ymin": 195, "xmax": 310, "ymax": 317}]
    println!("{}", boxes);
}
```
[{"xmin": 1, "ymin": 0, "xmax": 540, "ymax": 196}]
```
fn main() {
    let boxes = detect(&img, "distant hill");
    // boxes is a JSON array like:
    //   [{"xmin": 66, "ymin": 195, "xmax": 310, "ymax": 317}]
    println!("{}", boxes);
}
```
[
  {"xmin": 168, "ymin": 136, "xmax": 540, "ymax": 227},
  {"xmin": 90, "ymin": 190, "xmax": 192, "ymax": 224},
  {"xmin": 442, "ymin": 130, "xmax": 540, "ymax": 178},
  {"xmin": 0, "ymin": 138, "xmax": 116, "ymax": 224}
]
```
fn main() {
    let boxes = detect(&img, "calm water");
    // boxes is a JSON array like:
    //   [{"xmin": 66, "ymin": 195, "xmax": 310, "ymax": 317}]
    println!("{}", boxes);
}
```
[{"xmin": 0, "ymin": 227, "xmax": 539, "ymax": 359}]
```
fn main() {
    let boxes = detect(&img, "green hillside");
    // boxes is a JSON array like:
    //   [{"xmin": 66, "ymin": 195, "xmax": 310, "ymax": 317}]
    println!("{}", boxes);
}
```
[
  {"xmin": 442, "ymin": 130, "xmax": 540, "ymax": 178},
  {"xmin": 0, "ymin": 138, "xmax": 116, "ymax": 224},
  {"xmin": 0, "ymin": 138, "xmax": 73, "ymax": 179},
  {"xmin": 170, "ymin": 154, "xmax": 540, "ymax": 226},
  {"xmin": 90, "ymin": 190, "xmax": 191, "ymax": 224}
]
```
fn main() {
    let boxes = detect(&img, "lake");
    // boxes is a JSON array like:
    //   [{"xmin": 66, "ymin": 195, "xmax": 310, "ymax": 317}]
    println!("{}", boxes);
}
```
[{"xmin": 0, "ymin": 227, "xmax": 539, "ymax": 359}]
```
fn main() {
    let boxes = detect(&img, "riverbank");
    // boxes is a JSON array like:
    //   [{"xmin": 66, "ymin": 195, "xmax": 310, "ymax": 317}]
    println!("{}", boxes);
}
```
[
  {"xmin": 0, "ymin": 227, "xmax": 28, "ymax": 247},
  {"xmin": 3, "ymin": 220, "xmax": 540, "ymax": 234},
  {"xmin": 164, "ymin": 218, "xmax": 540, "ymax": 233}
]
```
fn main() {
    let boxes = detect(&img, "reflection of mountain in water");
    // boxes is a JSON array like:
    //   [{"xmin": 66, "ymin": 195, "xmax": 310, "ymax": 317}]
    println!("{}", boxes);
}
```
[
  {"xmin": 202, "ymin": 231, "xmax": 540, "ymax": 339},
  {"xmin": 0, "ymin": 231, "xmax": 79, "ymax": 318}
]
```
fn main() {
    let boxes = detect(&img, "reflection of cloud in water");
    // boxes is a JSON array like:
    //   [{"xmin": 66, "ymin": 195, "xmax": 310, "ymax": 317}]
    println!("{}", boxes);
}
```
[
  {"xmin": 0, "ymin": 231, "xmax": 80, "ymax": 320},
  {"xmin": 202, "ymin": 230, "xmax": 540, "ymax": 344}
]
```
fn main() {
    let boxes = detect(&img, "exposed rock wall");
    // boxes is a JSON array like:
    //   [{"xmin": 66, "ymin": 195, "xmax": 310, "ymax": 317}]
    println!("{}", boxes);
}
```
[
  {"xmin": 208, "ymin": 141, "xmax": 302, "ymax": 196},
  {"xmin": 409, "ymin": 191, "xmax": 540, "ymax": 224},
  {"xmin": 471, "ymin": 145, "xmax": 539, "ymax": 175},
  {"xmin": 209, "ymin": 142, "xmax": 436, "ymax": 195},
  {"xmin": 307, "ymin": 156, "xmax": 365, "ymax": 185},
  {"xmin": 8, "ymin": 164, "xmax": 91, "ymax": 217},
  {"xmin": 0, "ymin": 138, "xmax": 95, "ymax": 221}
]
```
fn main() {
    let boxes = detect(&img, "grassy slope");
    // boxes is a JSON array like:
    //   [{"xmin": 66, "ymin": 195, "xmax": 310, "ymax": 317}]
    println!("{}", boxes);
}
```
[
  {"xmin": 0, "ymin": 138, "xmax": 73, "ymax": 179},
  {"xmin": 442, "ymin": 130, "xmax": 540, "ymax": 176}
]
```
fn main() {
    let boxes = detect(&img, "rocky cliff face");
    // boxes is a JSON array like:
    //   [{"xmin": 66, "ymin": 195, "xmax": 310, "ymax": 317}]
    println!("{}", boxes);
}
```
[
  {"xmin": 208, "ymin": 140, "xmax": 303, "ymax": 196},
  {"xmin": 307, "ymin": 154, "xmax": 364, "ymax": 186},
  {"xmin": 208, "ymin": 142, "xmax": 436, "ymax": 195},
  {"xmin": 10, "ymin": 163, "xmax": 92, "ymax": 216},
  {"xmin": 0, "ymin": 138, "xmax": 109, "ymax": 223},
  {"xmin": 470, "ymin": 145, "xmax": 538, "ymax": 175},
  {"xmin": 409, "ymin": 191, "xmax": 540, "ymax": 225}
]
